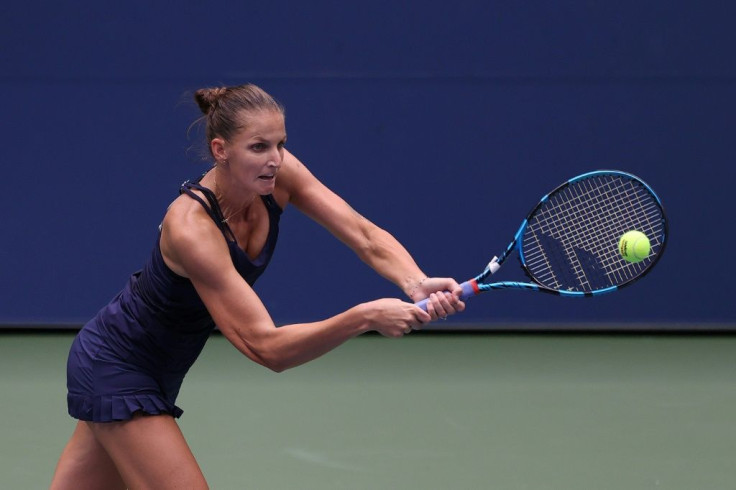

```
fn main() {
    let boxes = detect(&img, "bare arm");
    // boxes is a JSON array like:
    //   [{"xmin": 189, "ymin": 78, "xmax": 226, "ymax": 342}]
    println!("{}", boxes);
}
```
[
  {"xmin": 160, "ymin": 198, "xmax": 429, "ymax": 372},
  {"xmin": 277, "ymin": 150, "xmax": 465, "ymax": 315}
]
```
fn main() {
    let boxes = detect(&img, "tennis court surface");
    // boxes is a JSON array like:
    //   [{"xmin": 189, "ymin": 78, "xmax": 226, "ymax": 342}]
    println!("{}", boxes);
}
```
[{"xmin": 3, "ymin": 330, "xmax": 735, "ymax": 489}]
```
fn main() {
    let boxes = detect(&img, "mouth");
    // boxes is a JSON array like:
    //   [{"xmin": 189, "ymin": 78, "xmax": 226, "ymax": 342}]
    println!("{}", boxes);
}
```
[{"xmin": 258, "ymin": 163, "xmax": 280, "ymax": 183}]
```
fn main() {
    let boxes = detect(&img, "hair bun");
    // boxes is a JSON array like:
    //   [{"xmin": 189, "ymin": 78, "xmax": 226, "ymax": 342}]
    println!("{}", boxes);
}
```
[{"xmin": 194, "ymin": 87, "xmax": 227, "ymax": 115}]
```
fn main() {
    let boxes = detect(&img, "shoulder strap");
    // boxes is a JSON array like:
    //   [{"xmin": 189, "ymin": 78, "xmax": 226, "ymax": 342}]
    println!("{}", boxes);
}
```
[
  {"xmin": 179, "ymin": 181, "xmax": 236, "ymax": 242},
  {"xmin": 261, "ymin": 194, "xmax": 283, "ymax": 216}
]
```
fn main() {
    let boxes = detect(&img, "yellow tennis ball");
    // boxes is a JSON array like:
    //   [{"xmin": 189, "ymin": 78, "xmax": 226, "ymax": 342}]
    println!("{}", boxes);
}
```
[{"xmin": 619, "ymin": 231, "xmax": 651, "ymax": 263}]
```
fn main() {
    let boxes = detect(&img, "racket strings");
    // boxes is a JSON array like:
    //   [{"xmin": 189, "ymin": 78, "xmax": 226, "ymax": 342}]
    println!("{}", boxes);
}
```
[
  {"xmin": 523, "ymin": 175, "xmax": 665, "ymax": 292},
  {"xmin": 549, "ymin": 179, "xmax": 654, "ymax": 287}
]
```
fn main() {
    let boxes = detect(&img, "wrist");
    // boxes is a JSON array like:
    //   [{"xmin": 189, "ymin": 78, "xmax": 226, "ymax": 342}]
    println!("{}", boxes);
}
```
[
  {"xmin": 405, "ymin": 276, "xmax": 428, "ymax": 301},
  {"xmin": 352, "ymin": 303, "xmax": 376, "ymax": 334}
]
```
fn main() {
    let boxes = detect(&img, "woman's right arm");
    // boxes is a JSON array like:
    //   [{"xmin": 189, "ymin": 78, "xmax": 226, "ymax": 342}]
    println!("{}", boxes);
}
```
[{"xmin": 160, "ymin": 199, "xmax": 430, "ymax": 372}]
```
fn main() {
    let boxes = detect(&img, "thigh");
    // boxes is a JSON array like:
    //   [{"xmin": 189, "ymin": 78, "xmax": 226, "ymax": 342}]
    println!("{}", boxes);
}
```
[
  {"xmin": 88, "ymin": 413, "xmax": 208, "ymax": 490},
  {"xmin": 50, "ymin": 421, "xmax": 126, "ymax": 490}
]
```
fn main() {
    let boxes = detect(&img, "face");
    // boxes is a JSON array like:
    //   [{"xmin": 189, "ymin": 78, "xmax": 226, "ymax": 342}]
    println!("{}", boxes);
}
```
[{"xmin": 213, "ymin": 110, "xmax": 287, "ymax": 195}]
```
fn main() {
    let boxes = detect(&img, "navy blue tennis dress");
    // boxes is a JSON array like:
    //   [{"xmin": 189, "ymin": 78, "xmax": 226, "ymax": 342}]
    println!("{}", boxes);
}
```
[{"xmin": 66, "ymin": 178, "xmax": 282, "ymax": 422}]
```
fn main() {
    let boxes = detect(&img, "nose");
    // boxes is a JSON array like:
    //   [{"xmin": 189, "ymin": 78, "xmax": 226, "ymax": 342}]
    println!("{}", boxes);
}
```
[
  {"xmin": 268, "ymin": 147, "xmax": 283, "ymax": 165},
  {"xmin": 266, "ymin": 160, "xmax": 281, "ymax": 173}
]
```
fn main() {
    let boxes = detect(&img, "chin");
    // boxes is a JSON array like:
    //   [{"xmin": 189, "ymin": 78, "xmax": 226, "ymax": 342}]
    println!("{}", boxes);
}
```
[{"xmin": 257, "ymin": 179, "xmax": 277, "ymax": 193}]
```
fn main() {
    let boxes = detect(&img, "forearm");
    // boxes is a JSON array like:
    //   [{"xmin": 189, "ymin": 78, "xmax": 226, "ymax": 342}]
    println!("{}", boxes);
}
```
[
  {"xmin": 354, "ymin": 226, "xmax": 464, "ymax": 311},
  {"xmin": 354, "ymin": 226, "xmax": 427, "ymax": 299},
  {"xmin": 229, "ymin": 304, "xmax": 374, "ymax": 372}
]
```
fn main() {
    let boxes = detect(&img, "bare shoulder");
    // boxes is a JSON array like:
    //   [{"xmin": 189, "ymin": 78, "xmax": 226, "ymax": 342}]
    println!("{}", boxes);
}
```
[
  {"xmin": 274, "ymin": 150, "xmax": 366, "ymax": 237},
  {"xmin": 160, "ymin": 194, "xmax": 230, "ymax": 280},
  {"xmin": 273, "ymin": 149, "xmax": 319, "ymax": 208}
]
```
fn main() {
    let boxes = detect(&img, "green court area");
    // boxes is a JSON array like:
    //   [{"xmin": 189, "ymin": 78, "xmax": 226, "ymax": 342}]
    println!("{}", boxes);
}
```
[{"xmin": 2, "ymin": 331, "xmax": 735, "ymax": 489}]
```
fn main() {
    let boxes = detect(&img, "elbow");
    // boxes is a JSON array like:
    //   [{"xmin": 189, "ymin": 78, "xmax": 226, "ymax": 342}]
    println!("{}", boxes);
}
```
[
  {"xmin": 261, "ymin": 356, "xmax": 288, "ymax": 373},
  {"xmin": 248, "ymin": 344, "xmax": 290, "ymax": 373},
  {"xmin": 235, "ymin": 328, "xmax": 293, "ymax": 373}
]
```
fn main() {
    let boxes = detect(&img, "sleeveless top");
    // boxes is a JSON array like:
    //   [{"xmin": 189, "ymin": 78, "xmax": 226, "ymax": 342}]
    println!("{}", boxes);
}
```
[
  {"xmin": 66, "ymin": 177, "xmax": 282, "ymax": 422},
  {"xmin": 138, "ymin": 180, "xmax": 282, "ymax": 331}
]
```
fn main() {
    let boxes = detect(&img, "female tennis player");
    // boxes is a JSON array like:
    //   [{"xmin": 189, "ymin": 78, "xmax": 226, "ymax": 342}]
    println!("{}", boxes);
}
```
[{"xmin": 50, "ymin": 83, "xmax": 464, "ymax": 489}]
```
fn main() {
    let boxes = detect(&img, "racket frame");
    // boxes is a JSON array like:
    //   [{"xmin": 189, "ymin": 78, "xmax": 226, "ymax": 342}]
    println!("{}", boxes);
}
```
[
  {"xmin": 415, "ymin": 170, "xmax": 668, "ymax": 311},
  {"xmin": 471, "ymin": 170, "xmax": 668, "ymax": 298}
]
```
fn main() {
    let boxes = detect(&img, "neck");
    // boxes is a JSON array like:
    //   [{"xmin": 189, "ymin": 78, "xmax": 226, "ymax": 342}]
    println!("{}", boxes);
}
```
[{"xmin": 213, "ymin": 167, "xmax": 257, "ymax": 223}]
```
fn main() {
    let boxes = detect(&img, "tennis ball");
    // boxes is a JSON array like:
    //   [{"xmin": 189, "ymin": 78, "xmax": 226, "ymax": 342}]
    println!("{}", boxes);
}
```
[{"xmin": 618, "ymin": 231, "xmax": 651, "ymax": 263}]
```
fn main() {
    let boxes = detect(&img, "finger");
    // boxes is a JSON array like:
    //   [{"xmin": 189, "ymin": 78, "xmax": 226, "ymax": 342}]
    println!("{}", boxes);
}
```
[
  {"xmin": 430, "ymin": 292, "xmax": 451, "ymax": 320},
  {"xmin": 455, "ymin": 295, "xmax": 466, "ymax": 312},
  {"xmin": 444, "ymin": 291, "xmax": 466, "ymax": 314},
  {"xmin": 407, "ymin": 319, "xmax": 422, "ymax": 333},
  {"xmin": 423, "ymin": 293, "xmax": 438, "ymax": 320},
  {"xmin": 438, "ymin": 291, "xmax": 454, "ymax": 312},
  {"xmin": 440, "ymin": 277, "xmax": 462, "ymax": 294},
  {"xmin": 413, "ymin": 303, "xmax": 432, "ymax": 323},
  {"xmin": 446, "ymin": 280, "xmax": 463, "ymax": 298},
  {"xmin": 422, "ymin": 293, "xmax": 442, "ymax": 320}
]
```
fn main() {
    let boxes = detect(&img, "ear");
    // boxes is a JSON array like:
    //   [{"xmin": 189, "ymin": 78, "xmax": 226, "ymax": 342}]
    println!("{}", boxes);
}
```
[{"xmin": 210, "ymin": 137, "xmax": 228, "ymax": 163}]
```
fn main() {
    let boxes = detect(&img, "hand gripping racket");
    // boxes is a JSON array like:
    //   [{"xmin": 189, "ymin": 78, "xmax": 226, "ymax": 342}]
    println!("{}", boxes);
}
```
[{"xmin": 416, "ymin": 170, "xmax": 668, "ymax": 310}]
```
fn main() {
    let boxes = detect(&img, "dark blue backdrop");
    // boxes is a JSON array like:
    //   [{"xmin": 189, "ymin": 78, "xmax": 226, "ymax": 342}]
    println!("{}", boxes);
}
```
[{"xmin": 2, "ymin": 1, "xmax": 734, "ymax": 327}]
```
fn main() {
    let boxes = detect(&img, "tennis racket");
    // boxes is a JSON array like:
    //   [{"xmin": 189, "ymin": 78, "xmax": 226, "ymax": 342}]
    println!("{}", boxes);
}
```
[{"xmin": 416, "ymin": 170, "xmax": 667, "ymax": 310}]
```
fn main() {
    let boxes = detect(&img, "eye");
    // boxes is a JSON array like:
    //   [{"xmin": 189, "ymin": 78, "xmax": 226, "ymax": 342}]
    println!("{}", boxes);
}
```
[{"xmin": 251, "ymin": 143, "xmax": 267, "ymax": 152}]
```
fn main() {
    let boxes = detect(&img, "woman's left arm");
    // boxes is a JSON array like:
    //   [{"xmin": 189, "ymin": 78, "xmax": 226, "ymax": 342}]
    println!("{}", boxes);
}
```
[{"xmin": 276, "ymin": 150, "xmax": 464, "ymax": 319}]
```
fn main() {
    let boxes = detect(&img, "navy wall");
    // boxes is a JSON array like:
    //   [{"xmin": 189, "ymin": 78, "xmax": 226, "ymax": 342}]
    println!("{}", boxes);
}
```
[{"xmin": 2, "ymin": 1, "xmax": 735, "ymax": 326}]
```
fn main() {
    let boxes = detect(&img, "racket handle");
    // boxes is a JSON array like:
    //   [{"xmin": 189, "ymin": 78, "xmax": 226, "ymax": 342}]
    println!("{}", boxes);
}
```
[{"xmin": 414, "ymin": 280, "xmax": 479, "ymax": 312}]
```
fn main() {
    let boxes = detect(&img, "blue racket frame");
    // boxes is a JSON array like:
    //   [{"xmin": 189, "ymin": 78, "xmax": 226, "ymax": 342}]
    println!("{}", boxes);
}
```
[{"xmin": 416, "ymin": 170, "xmax": 668, "ymax": 311}]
